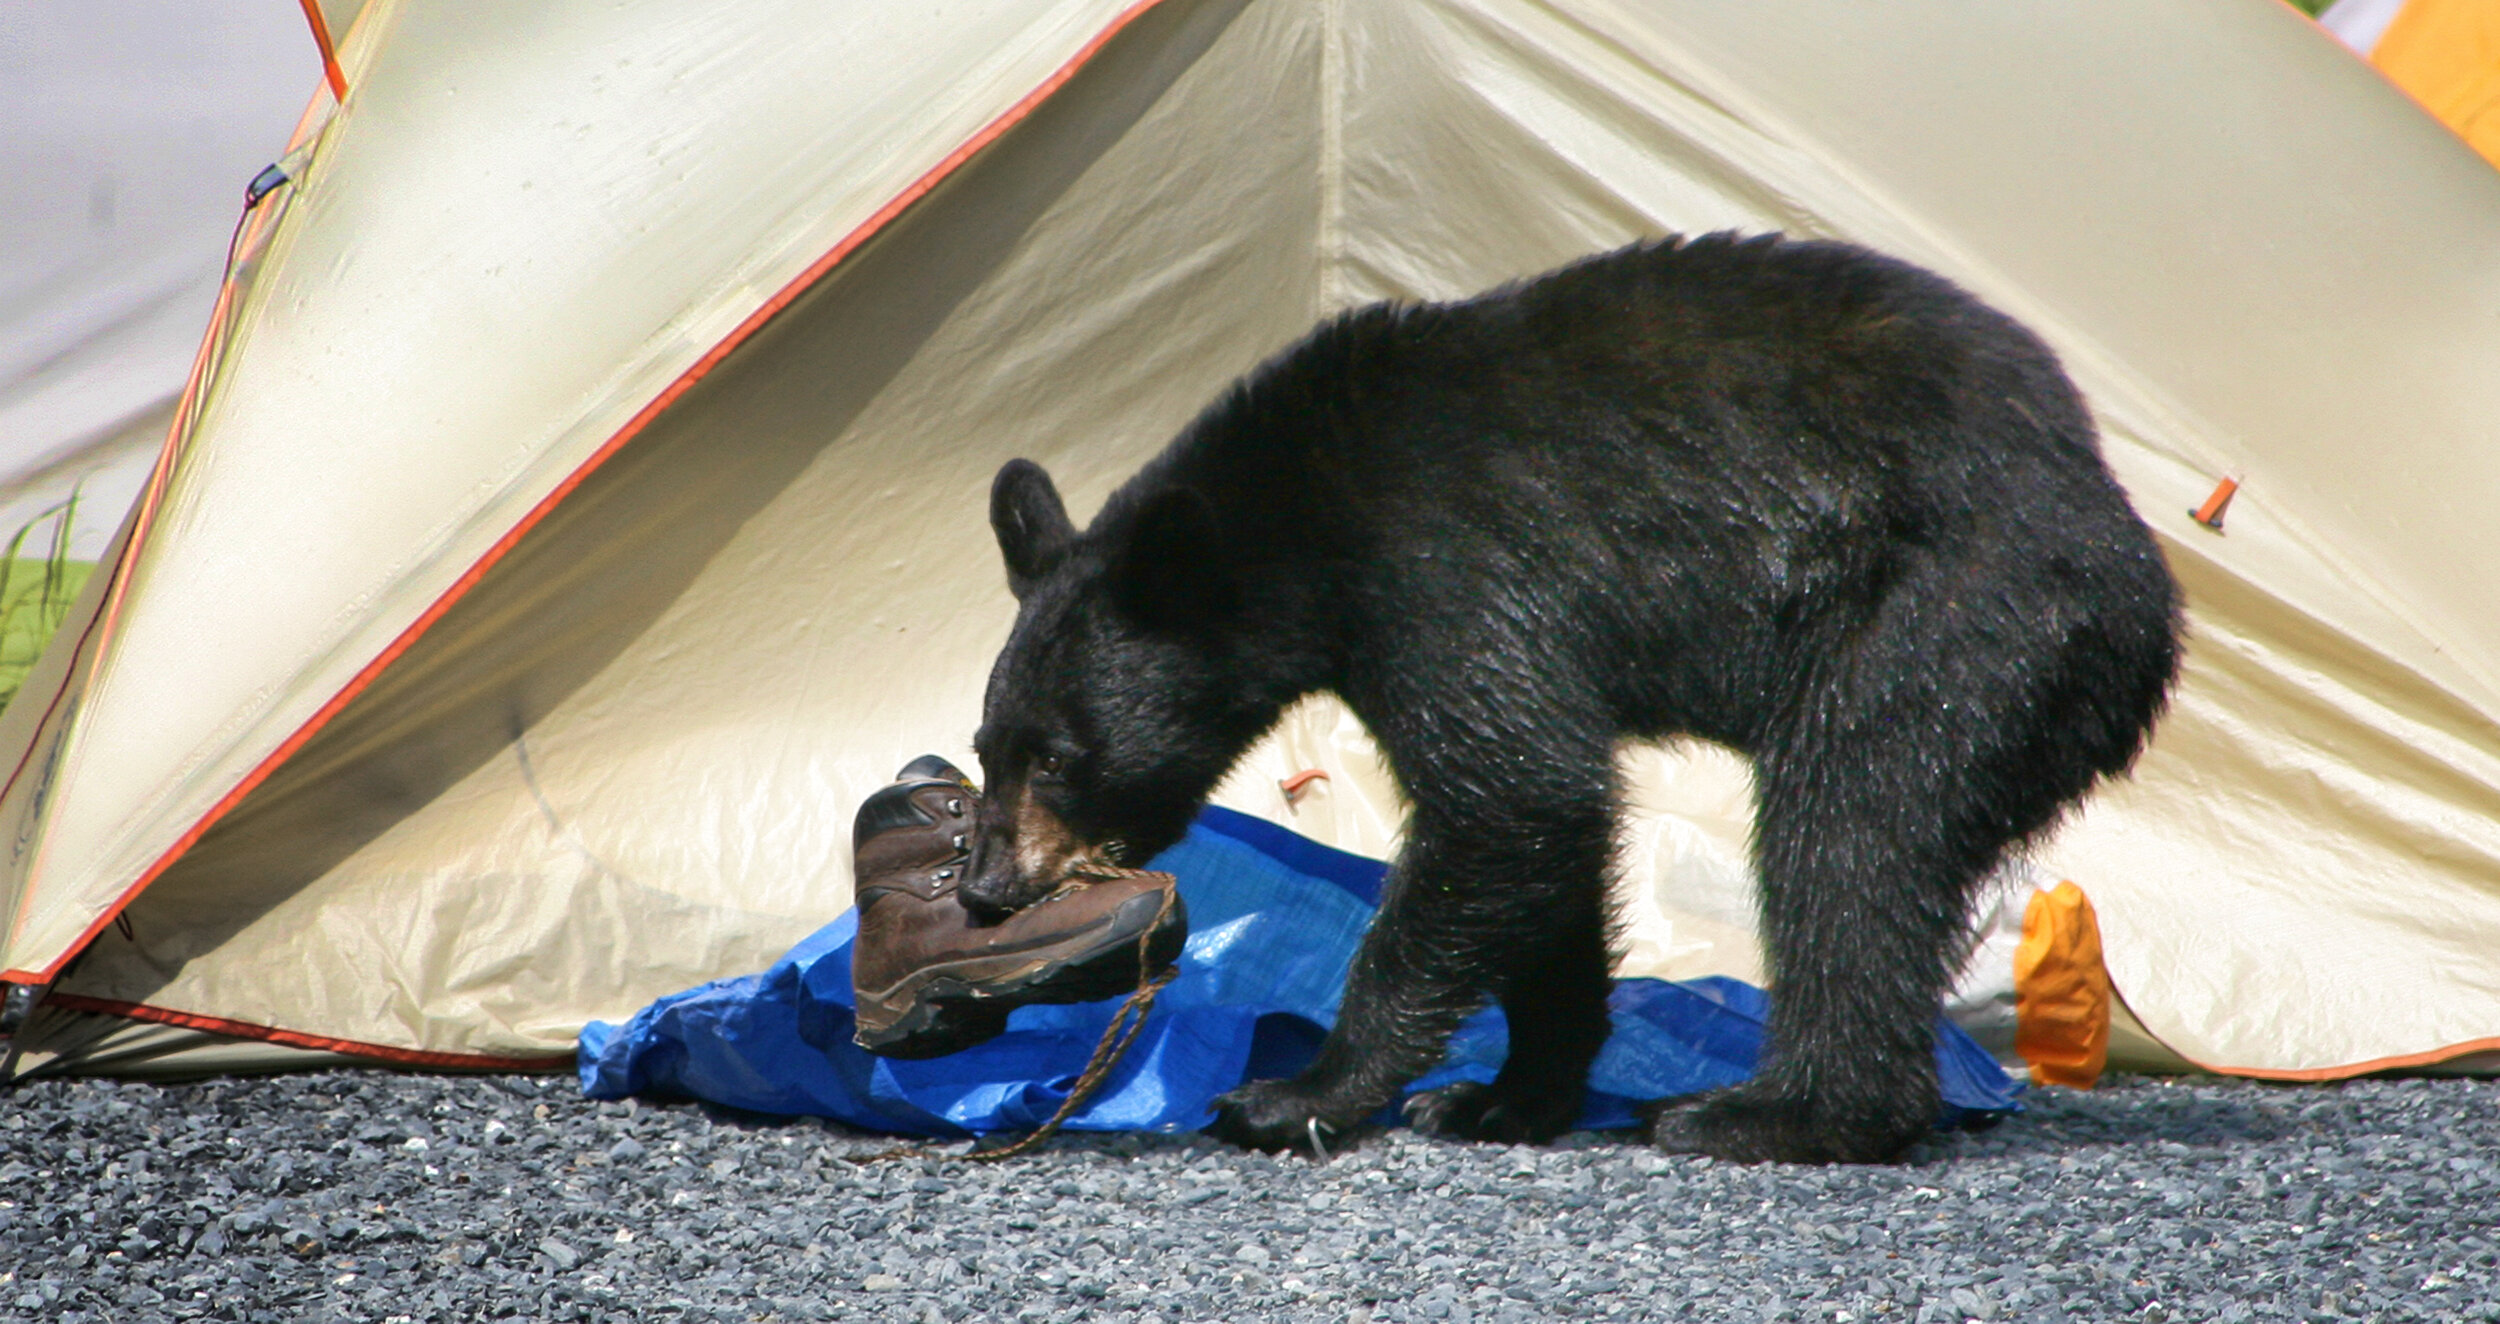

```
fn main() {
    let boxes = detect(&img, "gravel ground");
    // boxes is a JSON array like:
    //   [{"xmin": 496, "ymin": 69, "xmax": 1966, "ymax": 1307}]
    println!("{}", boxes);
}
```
[{"xmin": 3, "ymin": 1069, "xmax": 2497, "ymax": 1323}]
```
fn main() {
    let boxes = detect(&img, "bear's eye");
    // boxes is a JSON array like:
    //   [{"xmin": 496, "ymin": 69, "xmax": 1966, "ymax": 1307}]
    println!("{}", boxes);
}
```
[{"xmin": 1037, "ymin": 753, "xmax": 1064, "ymax": 777}]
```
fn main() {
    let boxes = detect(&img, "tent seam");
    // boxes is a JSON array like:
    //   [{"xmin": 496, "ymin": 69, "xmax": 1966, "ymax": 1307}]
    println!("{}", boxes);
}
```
[{"xmin": 1316, "ymin": 0, "xmax": 1347, "ymax": 316}]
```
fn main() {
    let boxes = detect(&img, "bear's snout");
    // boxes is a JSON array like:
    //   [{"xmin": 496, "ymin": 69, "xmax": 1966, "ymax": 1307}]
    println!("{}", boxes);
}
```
[
  {"xmin": 958, "ymin": 865, "xmax": 1023, "ymax": 922},
  {"xmin": 958, "ymin": 785, "xmax": 1086, "ymax": 919},
  {"xmin": 957, "ymin": 824, "xmax": 1026, "ymax": 921}
]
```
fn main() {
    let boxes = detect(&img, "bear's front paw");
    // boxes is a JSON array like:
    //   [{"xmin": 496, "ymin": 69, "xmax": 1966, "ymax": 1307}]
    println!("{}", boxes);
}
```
[
  {"xmin": 1644, "ymin": 1085, "xmax": 1927, "ymax": 1165},
  {"xmin": 1403, "ymin": 1080, "xmax": 1578, "ymax": 1146},
  {"xmin": 1206, "ymin": 1080, "xmax": 1361, "ymax": 1157}
]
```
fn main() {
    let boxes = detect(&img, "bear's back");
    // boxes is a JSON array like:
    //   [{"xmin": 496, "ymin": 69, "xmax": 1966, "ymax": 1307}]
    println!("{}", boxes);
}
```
[{"xmin": 1146, "ymin": 233, "xmax": 2127, "ymax": 582}]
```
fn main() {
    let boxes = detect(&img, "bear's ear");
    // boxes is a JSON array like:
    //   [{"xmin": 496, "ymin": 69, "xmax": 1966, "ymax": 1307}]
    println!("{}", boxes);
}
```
[
  {"xmin": 991, "ymin": 459, "xmax": 1076, "ymax": 599},
  {"xmin": 1112, "ymin": 486, "xmax": 1237, "ymax": 629}
]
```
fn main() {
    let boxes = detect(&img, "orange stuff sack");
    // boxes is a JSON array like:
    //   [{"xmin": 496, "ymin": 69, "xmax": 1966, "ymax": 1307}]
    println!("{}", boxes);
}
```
[{"xmin": 2014, "ymin": 881, "xmax": 2113, "ymax": 1089}]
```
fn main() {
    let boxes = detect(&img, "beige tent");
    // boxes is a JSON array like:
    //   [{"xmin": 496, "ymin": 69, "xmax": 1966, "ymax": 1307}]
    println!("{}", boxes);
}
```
[{"xmin": 5, "ymin": 0, "xmax": 2498, "ymax": 1085}]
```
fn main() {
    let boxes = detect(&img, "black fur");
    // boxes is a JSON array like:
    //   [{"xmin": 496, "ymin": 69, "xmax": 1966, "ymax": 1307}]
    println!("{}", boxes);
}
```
[{"xmin": 971, "ymin": 234, "xmax": 2182, "ymax": 1164}]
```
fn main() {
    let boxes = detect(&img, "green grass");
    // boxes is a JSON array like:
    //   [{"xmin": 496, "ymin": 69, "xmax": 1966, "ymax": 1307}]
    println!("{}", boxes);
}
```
[{"xmin": 0, "ymin": 492, "xmax": 97, "ymax": 719}]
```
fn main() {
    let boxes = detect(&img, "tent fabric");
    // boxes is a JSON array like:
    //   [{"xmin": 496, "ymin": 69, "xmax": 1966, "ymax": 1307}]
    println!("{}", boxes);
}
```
[
  {"xmin": 578, "ymin": 807, "xmax": 2021, "ymax": 1135},
  {"xmin": 4, "ymin": 0, "xmax": 2500, "ymax": 1085}
]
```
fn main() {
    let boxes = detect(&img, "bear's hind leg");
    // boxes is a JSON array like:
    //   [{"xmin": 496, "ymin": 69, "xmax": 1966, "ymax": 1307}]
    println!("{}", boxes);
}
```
[
  {"xmin": 1644, "ymin": 732, "xmax": 1985, "ymax": 1164},
  {"xmin": 1646, "ymin": 553, "xmax": 2153, "ymax": 1165}
]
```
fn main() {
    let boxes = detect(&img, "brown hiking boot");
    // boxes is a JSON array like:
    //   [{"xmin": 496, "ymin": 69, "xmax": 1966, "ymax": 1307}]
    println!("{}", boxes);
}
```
[{"xmin": 850, "ymin": 757, "xmax": 1187, "ymax": 1059}]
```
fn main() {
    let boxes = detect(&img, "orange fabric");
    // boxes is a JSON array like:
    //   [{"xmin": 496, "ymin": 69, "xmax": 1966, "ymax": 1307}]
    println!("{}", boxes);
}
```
[
  {"xmin": 2373, "ymin": 0, "xmax": 2500, "ymax": 169},
  {"xmin": 2015, "ymin": 881, "xmax": 2112, "ymax": 1089}
]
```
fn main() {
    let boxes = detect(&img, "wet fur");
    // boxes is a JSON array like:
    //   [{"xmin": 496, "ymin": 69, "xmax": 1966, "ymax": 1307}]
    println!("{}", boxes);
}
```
[{"xmin": 970, "ymin": 233, "xmax": 2181, "ymax": 1163}]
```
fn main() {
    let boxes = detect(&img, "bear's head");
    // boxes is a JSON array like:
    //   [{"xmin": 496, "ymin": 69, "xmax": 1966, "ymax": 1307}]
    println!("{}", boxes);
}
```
[{"xmin": 964, "ymin": 458, "xmax": 1263, "ymax": 916}]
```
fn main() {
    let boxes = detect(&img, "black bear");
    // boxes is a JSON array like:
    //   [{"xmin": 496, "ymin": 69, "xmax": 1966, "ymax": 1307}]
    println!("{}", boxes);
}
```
[{"xmin": 966, "ymin": 233, "xmax": 2181, "ymax": 1164}]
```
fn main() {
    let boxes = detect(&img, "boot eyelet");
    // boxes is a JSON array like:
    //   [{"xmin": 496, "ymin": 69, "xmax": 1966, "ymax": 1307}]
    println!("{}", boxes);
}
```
[
  {"xmin": 935, "ymin": 869, "xmax": 954, "ymax": 881},
  {"xmin": 947, "ymin": 798, "xmax": 963, "ymax": 816},
  {"xmin": 952, "ymin": 832, "xmax": 967, "ymax": 852}
]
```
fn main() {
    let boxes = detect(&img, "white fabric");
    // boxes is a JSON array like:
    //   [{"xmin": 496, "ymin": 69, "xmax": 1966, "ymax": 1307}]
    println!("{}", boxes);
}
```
[{"xmin": 6, "ymin": 0, "xmax": 2499, "ymax": 1079}]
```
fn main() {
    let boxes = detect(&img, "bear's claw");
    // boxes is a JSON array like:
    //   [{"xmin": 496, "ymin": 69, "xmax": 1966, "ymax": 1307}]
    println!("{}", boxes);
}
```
[
  {"xmin": 1403, "ymin": 1080, "xmax": 1577, "ymax": 1146},
  {"xmin": 1206, "ymin": 1080, "xmax": 1361, "ymax": 1157}
]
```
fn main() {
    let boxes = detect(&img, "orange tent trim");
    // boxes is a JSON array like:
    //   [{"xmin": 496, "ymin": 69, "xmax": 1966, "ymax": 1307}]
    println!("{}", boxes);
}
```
[{"xmin": 296, "ymin": 0, "xmax": 348, "ymax": 103}]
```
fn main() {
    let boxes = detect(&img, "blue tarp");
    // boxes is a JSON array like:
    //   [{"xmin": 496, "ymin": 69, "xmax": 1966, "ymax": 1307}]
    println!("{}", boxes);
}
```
[{"xmin": 579, "ymin": 806, "xmax": 2020, "ymax": 1135}]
